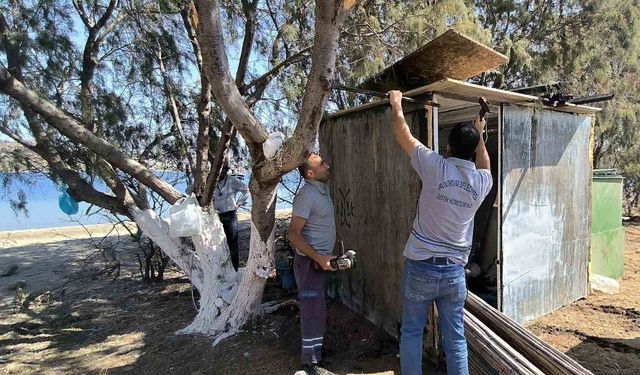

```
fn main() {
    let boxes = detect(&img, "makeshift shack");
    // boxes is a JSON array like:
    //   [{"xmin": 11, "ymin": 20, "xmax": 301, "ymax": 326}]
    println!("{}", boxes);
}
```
[{"xmin": 319, "ymin": 30, "xmax": 601, "ymax": 342}]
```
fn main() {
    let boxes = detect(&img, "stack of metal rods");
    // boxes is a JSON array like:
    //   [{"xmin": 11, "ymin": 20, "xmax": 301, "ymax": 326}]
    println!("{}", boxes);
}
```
[
  {"xmin": 465, "ymin": 292, "xmax": 593, "ymax": 375},
  {"xmin": 464, "ymin": 309, "xmax": 544, "ymax": 374}
]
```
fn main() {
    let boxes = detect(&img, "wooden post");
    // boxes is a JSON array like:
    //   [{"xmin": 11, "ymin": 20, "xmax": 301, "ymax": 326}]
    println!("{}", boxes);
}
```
[{"xmin": 432, "ymin": 94, "xmax": 440, "ymax": 152}]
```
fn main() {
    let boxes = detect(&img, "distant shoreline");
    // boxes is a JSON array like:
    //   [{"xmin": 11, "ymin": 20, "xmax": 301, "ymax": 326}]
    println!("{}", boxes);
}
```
[{"xmin": 0, "ymin": 209, "xmax": 292, "ymax": 246}]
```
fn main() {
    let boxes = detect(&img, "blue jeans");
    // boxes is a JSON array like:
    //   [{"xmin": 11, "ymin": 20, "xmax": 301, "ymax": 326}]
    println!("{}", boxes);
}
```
[{"xmin": 400, "ymin": 258, "xmax": 469, "ymax": 375}]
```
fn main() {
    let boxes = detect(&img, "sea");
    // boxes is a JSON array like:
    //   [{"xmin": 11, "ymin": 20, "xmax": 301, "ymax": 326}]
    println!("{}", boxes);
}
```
[{"xmin": 0, "ymin": 171, "xmax": 297, "ymax": 231}]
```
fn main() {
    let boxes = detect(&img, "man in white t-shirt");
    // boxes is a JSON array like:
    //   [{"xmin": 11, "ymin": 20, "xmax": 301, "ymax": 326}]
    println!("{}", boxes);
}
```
[{"xmin": 214, "ymin": 162, "xmax": 249, "ymax": 271}]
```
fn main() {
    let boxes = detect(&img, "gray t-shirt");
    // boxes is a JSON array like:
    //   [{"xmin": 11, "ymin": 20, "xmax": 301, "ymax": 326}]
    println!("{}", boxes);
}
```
[
  {"xmin": 292, "ymin": 179, "xmax": 336, "ymax": 256},
  {"xmin": 404, "ymin": 144, "xmax": 493, "ymax": 265}
]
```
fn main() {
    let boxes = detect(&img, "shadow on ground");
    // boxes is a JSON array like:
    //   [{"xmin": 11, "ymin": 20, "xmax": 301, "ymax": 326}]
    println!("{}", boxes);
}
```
[
  {"xmin": 565, "ymin": 335, "xmax": 640, "ymax": 375},
  {"xmin": 1, "ymin": 268, "xmax": 410, "ymax": 374}
]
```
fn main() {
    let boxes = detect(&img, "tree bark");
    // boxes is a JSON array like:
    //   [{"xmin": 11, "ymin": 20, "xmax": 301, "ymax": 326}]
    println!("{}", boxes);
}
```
[
  {"xmin": 182, "ymin": 178, "xmax": 279, "ymax": 341},
  {"xmin": 77, "ymin": 0, "xmax": 118, "ymax": 132},
  {"xmin": 195, "ymin": 0, "xmax": 268, "ymax": 145},
  {"xmin": 129, "ymin": 207, "xmax": 205, "ymax": 288},
  {"xmin": 201, "ymin": 119, "xmax": 235, "ymax": 206},
  {"xmin": 222, "ymin": 178, "xmax": 279, "ymax": 328},
  {"xmin": 176, "ymin": 208, "xmax": 239, "ymax": 335},
  {"xmin": 181, "ymin": 5, "xmax": 211, "ymax": 196},
  {"xmin": 195, "ymin": 0, "xmax": 261, "ymax": 206},
  {"xmin": 278, "ymin": 1, "xmax": 351, "ymax": 177}
]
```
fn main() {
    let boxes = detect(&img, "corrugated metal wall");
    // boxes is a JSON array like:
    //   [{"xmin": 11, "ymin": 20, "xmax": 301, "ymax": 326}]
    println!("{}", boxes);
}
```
[{"xmin": 501, "ymin": 105, "xmax": 592, "ymax": 324}]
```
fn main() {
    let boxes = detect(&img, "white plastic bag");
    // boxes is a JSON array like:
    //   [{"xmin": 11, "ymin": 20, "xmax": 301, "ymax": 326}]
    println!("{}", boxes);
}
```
[
  {"xmin": 262, "ymin": 131, "xmax": 285, "ymax": 159},
  {"xmin": 590, "ymin": 274, "xmax": 620, "ymax": 294},
  {"xmin": 169, "ymin": 193, "xmax": 203, "ymax": 238}
]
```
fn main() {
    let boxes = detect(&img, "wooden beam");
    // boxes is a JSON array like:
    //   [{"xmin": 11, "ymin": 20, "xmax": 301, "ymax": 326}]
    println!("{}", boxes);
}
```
[
  {"xmin": 326, "ymin": 78, "xmax": 599, "ymax": 121},
  {"xmin": 406, "ymin": 79, "xmax": 539, "ymax": 105}
]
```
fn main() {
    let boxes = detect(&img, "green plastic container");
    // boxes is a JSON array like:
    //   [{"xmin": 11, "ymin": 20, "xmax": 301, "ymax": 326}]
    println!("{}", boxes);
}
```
[{"xmin": 591, "ymin": 169, "xmax": 625, "ymax": 279}]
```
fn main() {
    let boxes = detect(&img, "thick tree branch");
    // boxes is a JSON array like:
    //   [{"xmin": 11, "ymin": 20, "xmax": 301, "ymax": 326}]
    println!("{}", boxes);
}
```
[
  {"xmin": 235, "ymin": 0, "xmax": 259, "ymax": 86},
  {"xmin": 94, "ymin": 0, "xmax": 119, "ymax": 34},
  {"xmin": 0, "ymin": 13, "xmax": 24, "ymax": 79},
  {"xmin": 181, "ymin": 5, "xmax": 211, "ymax": 196},
  {"xmin": 77, "ymin": 0, "xmax": 119, "ymax": 132},
  {"xmin": 72, "ymin": 0, "xmax": 93, "ymax": 29},
  {"xmin": 37, "ymin": 147, "xmax": 130, "ymax": 216},
  {"xmin": 0, "ymin": 113, "xmax": 129, "ymax": 215},
  {"xmin": 277, "ymin": 1, "xmax": 352, "ymax": 177},
  {"xmin": 195, "ymin": 0, "xmax": 268, "ymax": 145},
  {"xmin": 201, "ymin": 119, "xmax": 235, "ymax": 206},
  {"xmin": 0, "ymin": 122, "xmax": 34, "ymax": 147},
  {"xmin": 201, "ymin": 41, "xmax": 308, "ymax": 204},
  {"xmin": 202, "ymin": 0, "xmax": 259, "ymax": 202},
  {"xmin": 0, "ymin": 68, "xmax": 183, "ymax": 204},
  {"xmin": 194, "ymin": 0, "xmax": 262, "ymax": 205},
  {"xmin": 240, "ymin": 46, "xmax": 312, "ymax": 96},
  {"xmin": 97, "ymin": 11, "xmax": 126, "ymax": 44},
  {"xmin": 182, "ymin": 4, "xmax": 205, "ymax": 71}
]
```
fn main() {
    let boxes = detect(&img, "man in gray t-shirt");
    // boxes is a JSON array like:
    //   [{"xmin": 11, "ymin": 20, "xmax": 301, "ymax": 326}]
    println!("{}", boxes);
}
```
[
  {"xmin": 388, "ymin": 90, "xmax": 492, "ymax": 375},
  {"xmin": 288, "ymin": 153, "xmax": 337, "ymax": 375}
]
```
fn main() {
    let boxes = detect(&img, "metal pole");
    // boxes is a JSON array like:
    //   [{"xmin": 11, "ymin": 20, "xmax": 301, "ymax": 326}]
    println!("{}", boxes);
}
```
[
  {"xmin": 332, "ymin": 84, "xmax": 440, "ymax": 107},
  {"xmin": 568, "ymin": 93, "xmax": 614, "ymax": 105}
]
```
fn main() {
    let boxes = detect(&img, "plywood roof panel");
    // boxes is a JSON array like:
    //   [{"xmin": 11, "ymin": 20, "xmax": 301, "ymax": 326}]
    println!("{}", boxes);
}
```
[{"xmin": 360, "ymin": 29, "xmax": 508, "ymax": 92}]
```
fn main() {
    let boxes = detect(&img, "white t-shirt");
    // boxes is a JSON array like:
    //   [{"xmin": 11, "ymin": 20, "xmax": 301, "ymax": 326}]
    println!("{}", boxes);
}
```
[{"xmin": 214, "ymin": 175, "xmax": 249, "ymax": 213}]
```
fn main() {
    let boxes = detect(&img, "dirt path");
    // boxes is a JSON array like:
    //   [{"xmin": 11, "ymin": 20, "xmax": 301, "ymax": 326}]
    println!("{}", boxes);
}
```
[
  {"xmin": 0, "ymin": 214, "xmax": 404, "ymax": 375},
  {"xmin": 1, "ymin": 218, "xmax": 637, "ymax": 374},
  {"xmin": 529, "ymin": 224, "xmax": 640, "ymax": 375}
]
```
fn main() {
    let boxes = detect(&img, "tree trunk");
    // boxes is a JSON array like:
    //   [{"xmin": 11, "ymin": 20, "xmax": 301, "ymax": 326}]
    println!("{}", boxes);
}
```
[
  {"xmin": 126, "ymin": 182, "xmax": 279, "ymax": 344},
  {"xmin": 217, "ymin": 177, "xmax": 278, "ymax": 338},
  {"xmin": 182, "ymin": 177, "xmax": 278, "ymax": 343}
]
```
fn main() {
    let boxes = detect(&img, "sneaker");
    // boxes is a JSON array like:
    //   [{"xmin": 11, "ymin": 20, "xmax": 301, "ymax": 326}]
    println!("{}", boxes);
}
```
[{"xmin": 293, "ymin": 363, "xmax": 335, "ymax": 375}]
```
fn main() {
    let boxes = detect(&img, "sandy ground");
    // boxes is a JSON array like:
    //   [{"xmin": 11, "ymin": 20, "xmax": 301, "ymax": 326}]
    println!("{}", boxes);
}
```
[
  {"xmin": 528, "ymin": 223, "xmax": 640, "ymax": 375},
  {"xmin": 1, "ymin": 216, "xmax": 637, "ymax": 374},
  {"xmin": 0, "ymin": 212, "xmax": 404, "ymax": 375},
  {"xmin": 0, "ymin": 223, "xmax": 138, "ymax": 308}
]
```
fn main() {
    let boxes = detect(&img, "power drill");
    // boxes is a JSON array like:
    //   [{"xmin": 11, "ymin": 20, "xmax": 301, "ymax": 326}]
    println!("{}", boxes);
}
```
[
  {"xmin": 314, "ymin": 250, "xmax": 357, "ymax": 271},
  {"xmin": 330, "ymin": 250, "xmax": 357, "ymax": 271}
]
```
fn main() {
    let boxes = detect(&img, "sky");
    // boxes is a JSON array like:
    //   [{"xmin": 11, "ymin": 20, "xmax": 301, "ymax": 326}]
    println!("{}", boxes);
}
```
[{"xmin": 0, "ymin": 2, "xmax": 295, "ymax": 144}]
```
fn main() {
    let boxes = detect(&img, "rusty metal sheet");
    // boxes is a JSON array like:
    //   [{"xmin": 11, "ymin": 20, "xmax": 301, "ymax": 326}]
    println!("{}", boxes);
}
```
[
  {"xmin": 500, "ymin": 105, "xmax": 592, "ymax": 324},
  {"xmin": 360, "ymin": 29, "xmax": 508, "ymax": 92}
]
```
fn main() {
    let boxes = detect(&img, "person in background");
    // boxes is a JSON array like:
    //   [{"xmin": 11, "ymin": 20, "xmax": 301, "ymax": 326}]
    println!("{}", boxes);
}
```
[{"xmin": 214, "ymin": 160, "xmax": 249, "ymax": 271}]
